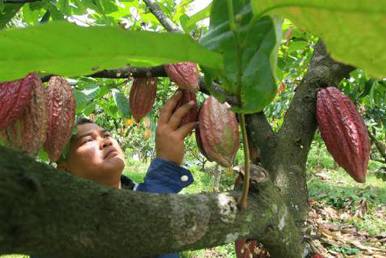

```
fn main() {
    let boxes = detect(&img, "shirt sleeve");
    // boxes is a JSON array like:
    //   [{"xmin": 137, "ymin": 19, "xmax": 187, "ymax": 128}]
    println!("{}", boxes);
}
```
[{"xmin": 135, "ymin": 158, "xmax": 194, "ymax": 193}]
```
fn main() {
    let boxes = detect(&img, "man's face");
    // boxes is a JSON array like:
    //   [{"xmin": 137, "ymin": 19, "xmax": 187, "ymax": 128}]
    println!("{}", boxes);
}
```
[{"xmin": 62, "ymin": 122, "xmax": 125, "ymax": 186}]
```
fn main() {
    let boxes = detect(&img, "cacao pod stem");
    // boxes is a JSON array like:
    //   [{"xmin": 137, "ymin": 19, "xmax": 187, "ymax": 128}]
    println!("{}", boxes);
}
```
[{"xmin": 238, "ymin": 114, "xmax": 250, "ymax": 210}]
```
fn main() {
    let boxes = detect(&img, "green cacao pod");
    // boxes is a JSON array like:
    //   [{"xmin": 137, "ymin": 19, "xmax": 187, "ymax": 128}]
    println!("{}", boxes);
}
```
[
  {"xmin": 129, "ymin": 77, "xmax": 157, "ymax": 122},
  {"xmin": 173, "ymin": 89, "xmax": 198, "ymax": 126},
  {"xmin": 0, "ymin": 73, "xmax": 39, "ymax": 129},
  {"xmin": 316, "ymin": 87, "xmax": 370, "ymax": 183},
  {"xmin": 44, "ymin": 76, "xmax": 76, "ymax": 161},
  {"xmin": 0, "ymin": 77, "xmax": 47, "ymax": 156},
  {"xmin": 196, "ymin": 96, "xmax": 239, "ymax": 167},
  {"xmin": 164, "ymin": 62, "xmax": 199, "ymax": 91}
]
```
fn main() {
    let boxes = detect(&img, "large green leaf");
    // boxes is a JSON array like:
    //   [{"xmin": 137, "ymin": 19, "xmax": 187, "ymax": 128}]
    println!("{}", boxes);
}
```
[
  {"xmin": 251, "ymin": 0, "xmax": 386, "ymax": 78},
  {"xmin": 0, "ymin": 21, "xmax": 223, "ymax": 81},
  {"xmin": 200, "ymin": 0, "xmax": 280, "ymax": 113}
]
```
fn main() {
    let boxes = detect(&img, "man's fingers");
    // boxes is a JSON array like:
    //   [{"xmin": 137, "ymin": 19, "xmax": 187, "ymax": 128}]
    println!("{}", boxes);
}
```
[
  {"xmin": 168, "ymin": 101, "xmax": 195, "ymax": 129},
  {"xmin": 176, "ymin": 121, "xmax": 197, "ymax": 138},
  {"xmin": 158, "ymin": 91, "xmax": 182, "ymax": 124}
]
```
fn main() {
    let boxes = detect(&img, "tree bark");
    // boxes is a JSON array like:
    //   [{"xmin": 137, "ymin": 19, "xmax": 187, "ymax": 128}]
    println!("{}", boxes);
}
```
[
  {"xmin": 0, "ymin": 146, "xmax": 303, "ymax": 258},
  {"xmin": 246, "ymin": 41, "xmax": 354, "ymax": 227}
]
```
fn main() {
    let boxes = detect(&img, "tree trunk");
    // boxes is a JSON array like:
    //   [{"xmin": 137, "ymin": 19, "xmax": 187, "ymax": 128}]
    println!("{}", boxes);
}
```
[
  {"xmin": 246, "ymin": 41, "xmax": 354, "ymax": 228},
  {"xmin": 0, "ymin": 146, "xmax": 302, "ymax": 258}
]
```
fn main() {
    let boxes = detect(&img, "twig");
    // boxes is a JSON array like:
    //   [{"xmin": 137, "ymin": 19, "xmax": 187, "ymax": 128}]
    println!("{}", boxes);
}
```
[
  {"xmin": 142, "ymin": 0, "xmax": 180, "ymax": 32},
  {"xmin": 368, "ymin": 130, "xmax": 386, "ymax": 161}
]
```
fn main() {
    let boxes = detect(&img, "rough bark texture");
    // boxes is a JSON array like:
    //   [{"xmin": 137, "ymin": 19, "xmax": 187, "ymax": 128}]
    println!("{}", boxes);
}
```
[
  {"xmin": 0, "ymin": 145, "xmax": 302, "ymax": 258},
  {"xmin": 246, "ymin": 41, "xmax": 354, "ymax": 228}
]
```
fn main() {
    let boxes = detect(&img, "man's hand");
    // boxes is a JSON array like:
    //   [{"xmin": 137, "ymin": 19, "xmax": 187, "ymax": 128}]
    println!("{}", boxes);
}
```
[{"xmin": 155, "ymin": 91, "xmax": 197, "ymax": 165}]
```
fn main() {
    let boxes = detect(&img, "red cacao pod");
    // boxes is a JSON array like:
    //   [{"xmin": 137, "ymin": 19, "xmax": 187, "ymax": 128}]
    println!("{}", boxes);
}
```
[
  {"xmin": 316, "ymin": 87, "xmax": 370, "ymax": 183},
  {"xmin": 196, "ymin": 96, "xmax": 240, "ymax": 167},
  {"xmin": 164, "ymin": 62, "xmax": 199, "ymax": 91},
  {"xmin": 173, "ymin": 89, "xmax": 198, "ymax": 126},
  {"xmin": 1, "ymin": 77, "xmax": 47, "ymax": 156},
  {"xmin": 129, "ymin": 77, "xmax": 157, "ymax": 122},
  {"xmin": 44, "ymin": 76, "xmax": 76, "ymax": 161},
  {"xmin": 0, "ymin": 73, "xmax": 39, "ymax": 129}
]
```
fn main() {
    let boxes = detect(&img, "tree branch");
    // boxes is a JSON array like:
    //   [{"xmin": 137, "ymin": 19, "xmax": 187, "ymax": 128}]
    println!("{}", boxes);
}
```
[
  {"xmin": 0, "ymin": 146, "xmax": 304, "ymax": 258},
  {"xmin": 277, "ymin": 41, "xmax": 355, "ymax": 165},
  {"xmin": 368, "ymin": 129, "xmax": 386, "ymax": 161},
  {"xmin": 258, "ymin": 41, "xmax": 355, "ymax": 227},
  {"xmin": 41, "ymin": 66, "xmax": 240, "ymax": 106},
  {"xmin": 3, "ymin": 0, "xmax": 40, "ymax": 3},
  {"xmin": 245, "ymin": 112, "xmax": 275, "ymax": 164},
  {"xmin": 143, "ymin": 0, "xmax": 180, "ymax": 33}
]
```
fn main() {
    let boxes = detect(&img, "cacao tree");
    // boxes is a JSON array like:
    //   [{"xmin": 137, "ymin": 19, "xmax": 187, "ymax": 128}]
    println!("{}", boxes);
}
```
[{"xmin": 0, "ymin": 0, "xmax": 385, "ymax": 257}]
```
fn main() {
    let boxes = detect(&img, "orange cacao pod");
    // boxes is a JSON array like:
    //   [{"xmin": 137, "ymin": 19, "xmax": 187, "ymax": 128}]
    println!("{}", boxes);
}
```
[
  {"xmin": 164, "ymin": 62, "xmax": 199, "ymax": 91},
  {"xmin": 44, "ymin": 76, "xmax": 76, "ymax": 161},
  {"xmin": 129, "ymin": 78, "xmax": 157, "ymax": 122},
  {"xmin": 316, "ymin": 87, "xmax": 370, "ymax": 183},
  {"xmin": 196, "ymin": 96, "xmax": 239, "ymax": 167},
  {"xmin": 173, "ymin": 89, "xmax": 198, "ymax": 125},
  {"xmin": 0, "ymin": 73, "xmax": 39, "ymax": 129},
  {"xmin": 1, "ymin": 77, "xmax": 47, "ymax": 156}
]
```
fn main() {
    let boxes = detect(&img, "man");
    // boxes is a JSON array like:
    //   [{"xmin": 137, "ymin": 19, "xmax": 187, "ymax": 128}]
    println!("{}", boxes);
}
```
[{"xmin": 53, "ymin": 91, "xmax": 197, "ymax": 258}]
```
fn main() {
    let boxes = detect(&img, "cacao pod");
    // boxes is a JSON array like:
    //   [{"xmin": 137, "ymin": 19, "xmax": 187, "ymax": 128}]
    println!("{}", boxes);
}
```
[
  {"xmin": 1, "ymin": 77, "xmax": 47, "ymax": 156},
  {"xmin": 196, "ymin": 96, "xmax": 240, "ymax": 167},
  {"xmin": 44, "ymin": 76, "xmax": 76, "ymax": 161},
  {"xmin": 173, "ymin": 89, "xmax": 198, "ymax": 126},
  {"xmin": 129, "ymin": 77, "xmax": 157, "ymax": 122},
  {"xmin": 164, "ymin": 62, "xmax": 199, "ymax": 91},
  {"xmin": 0, "ymin": 73, "xmax": 39, "ymax": 129},
  {"xmin": 316, "ymin": 87, "xmax": 370, "ymax": 183}
]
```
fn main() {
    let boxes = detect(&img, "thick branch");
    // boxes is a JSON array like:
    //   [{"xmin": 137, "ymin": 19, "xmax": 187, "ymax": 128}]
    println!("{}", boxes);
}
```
[
  {"xmin": 277, "ymin": 41, "xmax": 355, "ymax": 161},
  {"xmin": 143, "ymin": 0, "xmax": 180, "ymax": 32},
  {"xmin": 260, "ymin": 41, "xmax": 355, "ymax": 226},
  {"xmin": 0, "ymin": 146, "xmax": 302, "ymax": 258},
  {"xmin": 245, "ymin": 112, "xmax": 275, "ymax": 164}
]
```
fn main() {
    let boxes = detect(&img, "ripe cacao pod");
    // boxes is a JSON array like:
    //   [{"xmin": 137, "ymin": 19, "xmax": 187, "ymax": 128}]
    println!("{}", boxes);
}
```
[
  {"xmin": 1, "ymin": 77, "xmax": 47, "ymax": 156},
  {"xmin": 129, "ymin": 77, "xmax": 157, "ymax": 122},
  {"xmin": 196, "ymin": 96, "xmax": 240, "ymax": 167},
  {"xmin": 0, "ymin": 73, "xmax": 39, "ymax": 129},
  {"xmin": 316, "ymin": 87, "xmax": 370, "ymax": 183},
  {"xmin": 44, "ymin": 76, "xmax": 76, "ymax": 161},
  {"xmin": 173, "ymin": 89, "xmax": 198, "ymax": 126},
  {"xmin": 164, "ymin": 62, "xmax": 199, "ymax": 91}
]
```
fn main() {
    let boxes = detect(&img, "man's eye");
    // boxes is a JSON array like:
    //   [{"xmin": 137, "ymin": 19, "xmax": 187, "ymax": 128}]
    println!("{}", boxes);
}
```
[
  {"xmin": 81, "ymin": 138, "xmax": 93, "ymax": 144},
  {"xmin": 104, "ymin": 133, "xmax": 111, "ymax": 138}
]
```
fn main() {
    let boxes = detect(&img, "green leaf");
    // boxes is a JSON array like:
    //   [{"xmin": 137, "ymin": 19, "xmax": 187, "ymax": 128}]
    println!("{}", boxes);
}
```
[
  {"xmin": 0, "ymin": 3, "xmax": 22, "ymax": 29},
  {"xmin": 200, "ymin": 0, "xmax": 280, "ymax": 113},
  {"xmin": 0, "ymin": 21, "xmax": 223, "ymax": 81},
  {"xmin": 251, "ymin": 0, "xmax": 386, "ymax": 78},
  {"xmin": 181, "ymin": 3, "xmax": 211, "ymax": 33},
  {"xmin": 112, "ymin": 89, "xmax": 130, "ymax": 118}
]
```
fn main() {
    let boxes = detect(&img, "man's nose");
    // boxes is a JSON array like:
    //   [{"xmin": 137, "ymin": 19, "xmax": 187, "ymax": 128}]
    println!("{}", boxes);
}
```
[{"xmin": 100, "ymin": 137, "xmax": 112, "ymax": 149}]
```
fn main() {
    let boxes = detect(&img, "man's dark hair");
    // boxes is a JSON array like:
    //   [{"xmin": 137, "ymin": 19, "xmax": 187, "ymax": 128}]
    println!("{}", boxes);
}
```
[
  {"xmin": 56, "ymin": 117, "xmax": 94, "ymax": 163},
  {"xmin": 76, "ymin": 117, "xmax": 94, "ymax": 126}
]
